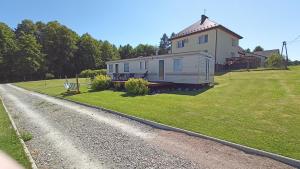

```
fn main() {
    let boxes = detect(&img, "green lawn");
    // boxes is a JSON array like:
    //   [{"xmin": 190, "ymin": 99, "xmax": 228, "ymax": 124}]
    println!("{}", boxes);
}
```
[
  {"xmin": 0, "ymin": 100, "xmax": 31, "ymax": 168},
  {"xmin": 15, "ymin": 66, "xmax": 300, "ymax": 160}
]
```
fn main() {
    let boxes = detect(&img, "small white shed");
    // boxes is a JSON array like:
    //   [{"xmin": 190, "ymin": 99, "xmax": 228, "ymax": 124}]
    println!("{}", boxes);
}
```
[{"xmin": 106, "ymin": 51, "xmax": 214, "ymax": 85}]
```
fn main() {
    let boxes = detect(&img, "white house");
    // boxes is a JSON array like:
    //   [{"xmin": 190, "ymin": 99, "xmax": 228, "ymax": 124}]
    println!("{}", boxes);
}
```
[
  {"xmin": 170, "ymin": 15, "xmax": 243, "ymax": 70},
  {"xmin": 106, "ymin": 51, "xmax": 214, "ymax": 85}
]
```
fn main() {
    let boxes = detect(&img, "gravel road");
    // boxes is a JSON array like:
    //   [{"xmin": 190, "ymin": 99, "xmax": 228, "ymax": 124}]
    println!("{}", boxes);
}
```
[{"xmin": 0, "ymin": 84, "xmax": 294, "ymax": 169}]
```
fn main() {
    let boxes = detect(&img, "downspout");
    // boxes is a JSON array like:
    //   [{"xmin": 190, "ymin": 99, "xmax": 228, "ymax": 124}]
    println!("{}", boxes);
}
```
[{"xmin": 214, "ymin": 29, "xmax": 218, "ymax": 71}]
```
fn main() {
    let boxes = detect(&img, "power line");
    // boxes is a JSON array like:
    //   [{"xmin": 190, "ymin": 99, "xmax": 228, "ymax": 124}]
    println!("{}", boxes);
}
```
[{"xmin": 287, "ymin": 35, "xmax": 300, "ymax": 44}]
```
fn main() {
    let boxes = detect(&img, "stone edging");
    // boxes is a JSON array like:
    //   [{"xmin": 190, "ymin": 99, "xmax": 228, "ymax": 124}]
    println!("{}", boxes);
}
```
[
  {"xmin": 11, "ymin": 85, "xmax": 300, "ymax": 168},
  {"xmin": 0, "ymin": 96, "xmax": 38, "ymax": 169}
]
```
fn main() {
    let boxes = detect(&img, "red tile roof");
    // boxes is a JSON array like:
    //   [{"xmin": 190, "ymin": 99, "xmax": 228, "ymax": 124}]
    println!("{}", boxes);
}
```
[{"xmin": 171, "ymin": 15, "xmax": 243, "ymax": 40}]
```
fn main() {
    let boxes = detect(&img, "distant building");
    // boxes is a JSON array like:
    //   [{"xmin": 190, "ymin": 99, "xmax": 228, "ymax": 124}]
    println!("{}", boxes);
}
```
[
  {"xmin": 170, "ymin": 15, "xmax": 243, "ymax": 70},
  {"xmin": 240, "ymin": 49, "xmax": 280, "ymax": 67}
]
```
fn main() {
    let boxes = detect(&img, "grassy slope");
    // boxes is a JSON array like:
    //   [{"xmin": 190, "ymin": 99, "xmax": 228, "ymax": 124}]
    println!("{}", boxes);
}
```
[
  {"xmin": 0, "ymin": 100, "xmax": 31, "ymax": 168},
  {"xmin": 15, "ymin": 66, "xmax": 300, "ymax": 160}
]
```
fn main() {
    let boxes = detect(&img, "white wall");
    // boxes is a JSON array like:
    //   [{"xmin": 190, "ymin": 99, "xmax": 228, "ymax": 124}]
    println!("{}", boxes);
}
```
[
  {"xmin": 107, "ymin": 52, "xmax": 214, "ymax": 84},
  {"xmin": 171, "ymin": 28, "xmax": 240, "ymax": 65}
]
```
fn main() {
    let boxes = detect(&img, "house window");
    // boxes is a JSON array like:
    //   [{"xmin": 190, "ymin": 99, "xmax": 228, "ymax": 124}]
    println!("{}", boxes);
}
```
[
  {"xmin": 199, "ymin": 34, "xmax": 208, "ymax": 44},
  {"xmin": 232, "ymin": 39, "xmax": 238, "ymax": 46},
  {"xmin": 124, "ymin": 63, "xmax": 129, "ymax": 72},
  {"xmin": 173, "ymin": 59, "xmax": 183, "ymax": 72},
  {"xmin": 109, "ymin": 64, "xmax": 113, "ymax": 73},
  {"xmin": 145, "ymin": 61, "xmax": 149, "ymax": 69},
  {"xmin": 177, "ymin": 39, "xmax": 187, "ymax": 48},
  {"xmin": 140, "ymin": 61, "xmax": 143, "ymax": 70}
]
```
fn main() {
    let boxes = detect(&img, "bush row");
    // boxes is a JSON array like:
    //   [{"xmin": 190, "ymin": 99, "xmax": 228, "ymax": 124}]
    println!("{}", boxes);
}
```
[
  {"xmin": 91, "ymin": 75, "xmax": 149, "ymax": 95},
  {"xmin": 79, "ymin": 69, "xmax": 107, "ymax": 78}
]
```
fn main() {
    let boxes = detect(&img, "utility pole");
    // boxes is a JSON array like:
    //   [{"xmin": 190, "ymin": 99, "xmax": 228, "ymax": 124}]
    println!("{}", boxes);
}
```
[{"xmin": 281, "ymin": 41, "xmax": 288, "ymax": 69}]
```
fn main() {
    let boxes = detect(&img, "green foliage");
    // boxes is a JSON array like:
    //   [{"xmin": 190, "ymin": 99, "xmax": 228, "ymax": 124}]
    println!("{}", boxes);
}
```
[
  {"xmin": 98, "ymin": 41, "xmax": 120, "ymax": 68},
  {"xmin": 16, "ymin": 33, "xmax": 44, "ymax": 80},
  {"xmin": 45, "ymin": 73, "xmax": 55, "ymax": 79},
  {"xmin": 125, "ymin": 78, "xmax": 149, "ymax": 95},
  {"xmin": 41, "ymin": 21, "xmax": 79, "ymax": 77},
  {"xmin": 158, "ymin": 33, "xmax": 171, "ymax": 55},
  {"xmin": 113, "ymin": 81, "xmax": 123, "ymax": 90},
  {"xmin": 75, "ymin": 33, "xmax": 100, "ymax": 72},
  {"xmin": 79, "ymin": 69, "xmax": 106, "ymax": 78},
  {"xmin": 91, "ymin": 75, "xmax": 111, "ymax": 90},
  {"xmin": 0, "ymin": 19, "xmax": 165, "ymax": 83},
  {"xmin": 244, "ymin": 48, "xmax": 251, "ymax": 53},
  {"xmin": 0, "ymin": 100, "xmax": 31, "ymax": 168},
  {"xmin": 134, "ymin": 44, "xmax": 157, "ymax": 57},
  {"xmin": 0, "ymin": 22, "xmax": 18, "ymax": 82},
  {"xmin": 20, "ymin": 131, "xmax": 33, "ymax": 142},
  {"xmin": 253, "ymin": 45, "xmax": 264, "ymax": 52},
  {"xmin": 119, "ymin": 44, "xmax": 134, "ymax": 59},
  {"xmin": 266, "ymin": 53, "xmax": 285, "ymax": 68},
  {"xmin": 15, "ymin": 19, "xmax": 37, "ymax": 38}
]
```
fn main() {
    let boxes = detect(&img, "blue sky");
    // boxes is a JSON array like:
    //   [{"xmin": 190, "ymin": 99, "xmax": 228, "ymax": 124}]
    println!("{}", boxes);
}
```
[{"xmin": 1, "ymin": 0, "xmax": 299, "ymax": 60}]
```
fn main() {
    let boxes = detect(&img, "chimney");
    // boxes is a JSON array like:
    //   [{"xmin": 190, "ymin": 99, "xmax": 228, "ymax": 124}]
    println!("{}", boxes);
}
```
[{"xmin": 201, "ymin": 15, "xmax": 208, "ymax": 24}]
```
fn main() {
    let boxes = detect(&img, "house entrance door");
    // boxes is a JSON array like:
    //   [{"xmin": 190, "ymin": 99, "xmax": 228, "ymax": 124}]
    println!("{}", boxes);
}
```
[
  {"xmin": 159, "ymin": 60, "xmax": 164, "ymax": 80},
  {"xmin": 115, "ymin": 64, "xmax": 119, "ymax": 73}
]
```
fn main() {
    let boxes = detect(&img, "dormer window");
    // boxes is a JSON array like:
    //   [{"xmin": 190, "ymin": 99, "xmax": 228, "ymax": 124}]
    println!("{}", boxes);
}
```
[
  {"xmin": 177, "ymin": 39, "xmax": 187, "ymax": 48},
  {"xmin": 199, "ymin": 34, "xmax": 208, "ymax": 44}
]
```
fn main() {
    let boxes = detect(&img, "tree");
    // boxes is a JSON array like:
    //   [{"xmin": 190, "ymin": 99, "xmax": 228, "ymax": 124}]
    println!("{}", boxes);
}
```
[
  {"xmin": 158, "ymin": 33, "xmax": 170, "ymax": 55},
  {"xmin": 244, "ymin": 48, "xmax": 251, "ymax": 53},
  {"xmin": 134, "ymin": 44, "xmax": 157, "ymax": 57},
  {"xmin": 0, "ymin": 22, "xmax": 18, "ymax": 82},
  {"xmin": 253, "ymin": 46, "xmax": 264, "ymax": 52},
  {"xmin": 75, "ymin": 33, "xmax": 100, "ymax": 72},
  {"xmin": 15, "ymin": 19, "xmax": 37, "ymax": 38},
  {"xmin": 16, "ymin": 33, "xmax": 44, "ymax": 80},
  {"xmin": 98, "ymin": 41, "xmax": 120, "ymax": 68},
  {"xmin": 119, "ymin": 44, "xmax": 134, "ymax": 59},
  {"xmin": 41, "ymin": 21, "xmax": 79, "ymax": 77},
  {"xmin": 266, "ymin": 53, "xmax": 284, "ymax": 68}
]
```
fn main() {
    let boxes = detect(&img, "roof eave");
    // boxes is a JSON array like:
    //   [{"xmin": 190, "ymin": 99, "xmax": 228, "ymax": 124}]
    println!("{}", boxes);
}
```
[{"xmin": 171, "ymin": 25, "xmax": 243, "ymax": 40}]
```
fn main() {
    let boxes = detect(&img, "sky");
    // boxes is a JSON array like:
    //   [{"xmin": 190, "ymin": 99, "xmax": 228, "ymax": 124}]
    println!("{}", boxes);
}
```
[{"xmin": 1, "ymin": 0, "xmax": 299, "ymax": 60}]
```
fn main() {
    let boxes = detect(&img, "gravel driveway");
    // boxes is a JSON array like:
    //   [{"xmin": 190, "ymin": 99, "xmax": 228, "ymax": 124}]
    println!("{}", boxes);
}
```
[{"xmin": 0, "ymin": 84, "xmax": 294, "ymax": 169}]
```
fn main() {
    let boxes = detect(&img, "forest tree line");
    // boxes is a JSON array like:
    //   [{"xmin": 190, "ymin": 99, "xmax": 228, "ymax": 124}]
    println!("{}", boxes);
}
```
[{"xmin": 0, "ymin": 19, "xmax": 174, "ymax": 82}]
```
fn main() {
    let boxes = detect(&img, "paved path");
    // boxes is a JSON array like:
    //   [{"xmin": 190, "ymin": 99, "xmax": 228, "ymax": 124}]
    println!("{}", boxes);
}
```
[{"xmin": 0, "ymin": 84, "xmax": 294, "ymax": 169}]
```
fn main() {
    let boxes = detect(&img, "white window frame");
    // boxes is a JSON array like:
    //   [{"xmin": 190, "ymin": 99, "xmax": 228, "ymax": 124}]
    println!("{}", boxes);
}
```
[
  {"xmin": 177, "ymin": 39, "xmax": 187, "ymax": 48},
  {"xmin": 140, "ymin": 61, "xmax": 143, "ymax": 70},
  {"xmin": 173, "ymin": 59, "xmax": 183, "ymax": 72},
  {"xmin": 199, "ymin": 34, "xmax": 208, "ymax": 44},
  {"xmin": 108, "ymin": 64, "xmax": 113, "ymax": 73},
  {"xmin": 145, "ymin": 60, "xmax": 149, "ymax": 69},
  {"xmin": 124, "ymin": 63, "xmax": 129, "ymax": 72}
]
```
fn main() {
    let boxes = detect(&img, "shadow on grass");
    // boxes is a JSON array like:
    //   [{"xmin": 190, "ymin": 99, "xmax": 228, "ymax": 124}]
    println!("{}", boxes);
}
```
[
  {"xmin": 120, "ymin": 86, "xmax": 212, "ymax": 97},
  {"xmin": 231, "ymin": 68, "xmax": 289, "ymax": 72},
  {"xmin": 165, "ymin": 86, "xmax": 211, "ymax": 96},
  {"xmin": 60, "ymin": 90, "xmax": 89, "ymax": 97}
]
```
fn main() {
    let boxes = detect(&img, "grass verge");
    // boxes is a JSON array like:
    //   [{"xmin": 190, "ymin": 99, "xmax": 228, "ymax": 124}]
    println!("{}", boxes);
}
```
[{"xmin": 0, "ymin": 99, "xmax": 32, "ymax": 168}]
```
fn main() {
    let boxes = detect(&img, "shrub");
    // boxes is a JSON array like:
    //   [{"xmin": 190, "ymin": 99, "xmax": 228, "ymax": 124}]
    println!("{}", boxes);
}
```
[
  {"xmin": 113, "ymin": 81, "xmax": 123, "ymax": 90},
  {"xmin": 45, "ymin": 73, "xmax": 55, "ymax": 79},
  {"xmin": 125, "ymin": 78, "xmax": 149, "ymax": 95},
  {"xmin": 266, "ymin": 53, "xmax": 285, "ymax": 68},
  {"xmin": 91, "ymin": 75, "xmax": 111, "ymax": 90},
  {"xmin": 94, "ymin": 69, "xmax": 107, "ymax": 76},
  {"xmin": 80, "ymin": 69, "xmax": 107, "ymax": 78}
]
